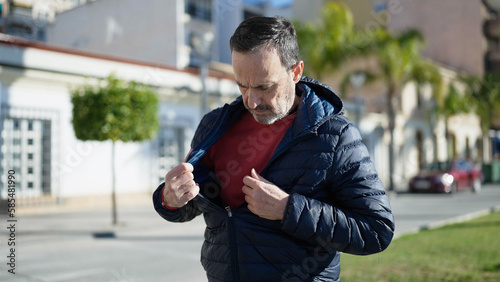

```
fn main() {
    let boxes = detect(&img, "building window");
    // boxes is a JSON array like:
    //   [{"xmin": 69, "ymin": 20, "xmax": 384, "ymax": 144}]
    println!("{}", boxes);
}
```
[
  {"xmin": 158, "ymin": 126, "xmax": 186, "ymax": 184},
  {"xmin": 1, "ymin": 115, "xmax": 53, "ymax": 199},
  {"xmin": 186, "ymin": 0, "xmax": 212, "ymax": 22},
  {"xmin": 13, "ymin": 120, "xmax": 20, "ymax": 130},
  {"xmin": 37, "ymin": 28, "xmax": 46, "ymax": 41},
  {"xmin": 9, "ymin": 22, "xmax": 34, "ymax": 38}
]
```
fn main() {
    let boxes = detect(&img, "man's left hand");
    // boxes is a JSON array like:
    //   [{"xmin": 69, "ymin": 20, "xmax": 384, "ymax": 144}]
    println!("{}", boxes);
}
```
[{"xmin": 242, "ymin": 168, "xmax": 289, "ymax": 221}]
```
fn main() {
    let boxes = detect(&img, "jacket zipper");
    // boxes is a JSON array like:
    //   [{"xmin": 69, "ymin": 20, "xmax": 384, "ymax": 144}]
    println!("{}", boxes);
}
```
[
  {"xmin": 225, "ymin": 206, "xmax": 240, "ymax": 282},
  {"xmin": 194, "ymin": 196, "xmax": 240, "ymax": 280},
  {"xmin": 187, "ymin": 104, "xmax": 244, "ymax": 281}
]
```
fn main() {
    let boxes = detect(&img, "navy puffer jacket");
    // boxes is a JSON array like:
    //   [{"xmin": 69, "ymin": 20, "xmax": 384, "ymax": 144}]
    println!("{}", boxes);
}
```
[{"xmin": 153, "ymin": 77, "xmax": 395, "ymax": 281}]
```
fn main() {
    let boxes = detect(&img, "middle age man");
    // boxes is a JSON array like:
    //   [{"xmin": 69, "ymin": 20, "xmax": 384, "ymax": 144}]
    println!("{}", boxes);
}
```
[{"xmin": 154, "ymin": 16, "xmax": 395, "ymax": 281}]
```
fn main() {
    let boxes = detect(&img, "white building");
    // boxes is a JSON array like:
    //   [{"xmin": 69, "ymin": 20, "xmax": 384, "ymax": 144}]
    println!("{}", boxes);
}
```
[
  {"xmin": 46, "ymin": 0, "xmax": 292, "ymax": 69},
  {"xmin": 0, "ymin": 33, "xmax": 239, "ymax": 203}
]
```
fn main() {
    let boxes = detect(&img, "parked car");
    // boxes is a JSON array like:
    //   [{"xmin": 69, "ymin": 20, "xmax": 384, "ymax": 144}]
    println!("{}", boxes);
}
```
[{"xmin": 409, "ymin": 160, "xmax": 483, "ymax": 194}]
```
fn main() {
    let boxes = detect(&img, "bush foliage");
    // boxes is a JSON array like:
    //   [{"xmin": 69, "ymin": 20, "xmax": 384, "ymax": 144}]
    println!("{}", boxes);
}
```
[{"xmin": 71, "ymin": 74, "xmax": 159, "ymax": 142}]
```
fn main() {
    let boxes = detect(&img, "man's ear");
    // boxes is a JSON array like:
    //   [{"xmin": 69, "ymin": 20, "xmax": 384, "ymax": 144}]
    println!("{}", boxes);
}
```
[{"xmin": 291, "ymin": 61, "xmax": 304, "ymax": 83}]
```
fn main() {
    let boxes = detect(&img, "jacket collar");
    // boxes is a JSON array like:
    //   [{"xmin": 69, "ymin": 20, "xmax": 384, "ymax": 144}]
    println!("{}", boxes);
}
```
[{"xmin": 291, "ymin": 76, "xmax": 344, "ymax": 136}]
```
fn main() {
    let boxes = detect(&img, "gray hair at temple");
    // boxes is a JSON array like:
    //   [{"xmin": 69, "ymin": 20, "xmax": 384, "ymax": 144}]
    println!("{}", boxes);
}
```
[{"xmin": 229, "ymin": 16, "xmax": 299, "ymax": 69}]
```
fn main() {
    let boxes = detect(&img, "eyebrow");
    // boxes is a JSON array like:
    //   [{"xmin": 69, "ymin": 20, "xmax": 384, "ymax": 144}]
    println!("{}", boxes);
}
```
[
  {"xmin": 235, "ymin": 80, "xmax": 247, "ymax": 88},
  {"xmin": 235, "ymin": 80, "xmax": 274, "ymax": 89}
]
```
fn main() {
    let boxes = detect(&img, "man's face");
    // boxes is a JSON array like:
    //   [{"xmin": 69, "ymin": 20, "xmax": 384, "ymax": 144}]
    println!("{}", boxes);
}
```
[{"xmin": 232, "ymin": 46, "xmax": 303, "ymax": 125}]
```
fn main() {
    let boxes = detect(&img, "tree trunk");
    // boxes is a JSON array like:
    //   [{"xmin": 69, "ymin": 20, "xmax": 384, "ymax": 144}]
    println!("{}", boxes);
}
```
[
  {"xmin": 430, "ymin": 103, "xmax": 438, "ymax": 163},
  {"xmin": 445, "ymin": 118, "xmax": 452, "ymax": 161},
  {"xmin": 387, "ymin": 84, "xmax": 396, "ymax": 192},
  {"xmin": 112, "ymin": 140, "xmax": 118, "ymax": 225}
]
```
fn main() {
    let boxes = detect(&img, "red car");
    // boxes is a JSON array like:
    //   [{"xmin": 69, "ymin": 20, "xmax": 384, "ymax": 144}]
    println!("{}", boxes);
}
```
[{"xmin": 409, "ymin": 160, "xmax": 483, "ymax": 193}]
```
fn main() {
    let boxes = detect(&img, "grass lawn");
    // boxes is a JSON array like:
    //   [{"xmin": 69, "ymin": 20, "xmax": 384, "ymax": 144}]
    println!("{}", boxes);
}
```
[{"xmin": 340, "ymin": 211, "xmax": 500, "ymax": 281}]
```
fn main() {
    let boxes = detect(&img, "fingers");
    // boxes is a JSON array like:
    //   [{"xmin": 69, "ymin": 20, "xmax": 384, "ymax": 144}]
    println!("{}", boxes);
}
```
[
  {"xmin": 251, "ymin": 168, "xmax": 262, "ymax": 180},
  {"xmin": 165, "ymin": 163, "xmax": 194, "ymax": 183},
  {"xmin": 242, "ymin": 169, "xmax": 289, "ymax": 220},
  {"xmin": 163, "ymin": 163, "xmax": 199, "ymax": 208},
  {"xmin": 241, "ymin": 184, "xmax": 251, "ymax": 194},
  {"xmin": 243, "ymin": 168, "xmax": 269, "ymax": 189},
  {"xmin": 176, "ymin": 182, "xmax": 200, "ymax": 205}
]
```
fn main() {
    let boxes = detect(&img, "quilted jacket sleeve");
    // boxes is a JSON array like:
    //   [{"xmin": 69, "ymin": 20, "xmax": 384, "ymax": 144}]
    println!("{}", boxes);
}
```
[
  {"xmin": 152, "ymin": 182, "xmax": 202, "ymax": 222},
  {"xmin": 281, "ymin": 121, "xmax": 395, "ymax": 255},
  {"xmin": 152, "ymin": 106, "xmax": 223, "ymax": 223}
]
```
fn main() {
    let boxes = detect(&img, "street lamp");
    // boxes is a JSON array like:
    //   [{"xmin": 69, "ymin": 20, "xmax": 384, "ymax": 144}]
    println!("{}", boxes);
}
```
[
  {"xmin": 349, "ymin": 71, "xmax": 366, "ymax": 128},
  {"xmin": 190, "ymin": 31, "xmax": 214, "ymax": 117}
]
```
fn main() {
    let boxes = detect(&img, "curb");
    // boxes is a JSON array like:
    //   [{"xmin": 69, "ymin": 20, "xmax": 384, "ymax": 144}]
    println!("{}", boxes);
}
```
[{"xmin": 394, "ymin": 204, "xmax": 500, "ymax": 239}]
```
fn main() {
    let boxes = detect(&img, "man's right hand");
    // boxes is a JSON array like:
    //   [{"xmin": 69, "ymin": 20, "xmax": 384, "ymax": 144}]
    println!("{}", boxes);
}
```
[{"xmin": 163, "ymin": 163, "xmax": 199, "ymax": 208}]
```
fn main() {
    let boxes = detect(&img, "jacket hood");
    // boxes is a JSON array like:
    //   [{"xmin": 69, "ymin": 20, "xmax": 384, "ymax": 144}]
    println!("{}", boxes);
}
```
[
  {"xmin": 292, "ymin": 76, "xmax": 345, "ymax": 136},
  {"xmin": 298, "ymin": 76, "xmax": 344, "ymax": 115}
]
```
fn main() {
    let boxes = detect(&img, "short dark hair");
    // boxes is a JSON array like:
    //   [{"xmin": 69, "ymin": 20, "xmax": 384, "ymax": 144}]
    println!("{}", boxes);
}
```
[{"xmin": 229, "ymin": 16, "xmax": 299, "ymax": 69}]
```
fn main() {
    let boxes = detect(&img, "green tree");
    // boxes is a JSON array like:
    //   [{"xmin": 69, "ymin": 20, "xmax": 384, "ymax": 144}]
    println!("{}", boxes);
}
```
[
  {"xmin": 71, "ymin": 74, "xmax": 159, "ymax": 225},
  {"xmin": 459, "ymin": 73, "xmax": 500, "ymax": 162},
  {"xmin": 460, "ymin": 73, "xmax": 500, "ymax": 133},
  {"xmin": 294, "ymin": 2, "xmax": 370, "ymax": 80},
  {"xmin": 439, "ymin": 83, "xmax": 470, "ymax": 159}
]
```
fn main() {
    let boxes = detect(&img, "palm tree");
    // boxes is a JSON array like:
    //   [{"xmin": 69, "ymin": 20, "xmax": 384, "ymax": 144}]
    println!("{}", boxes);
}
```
[
  {"xmin": 459, "ymin": 73, "xmax": 500, "ymax": 161},
  {"xmin": 412, "ymin": 59, "xmax": 446, "ymax": 162},
  {"xmin": 373, "ymin": 29, "xmax": 443, "ymax": 191},
  {"xmin": 294, "ymin": 3, "xmax": 444, "ymax": 191},
  {"xmin": 294, "ymin": 2, "xmax": 371, "ymax": 80},
  {"xmin": 460, "ymin": 73, "xmax": 500, "ymax": 133},
  {"xmin": 440, "ymin": 83, "xmax": 470, "ymax": 159}
]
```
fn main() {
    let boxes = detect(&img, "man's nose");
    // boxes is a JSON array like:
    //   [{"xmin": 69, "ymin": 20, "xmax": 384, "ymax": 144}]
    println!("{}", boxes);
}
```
[{"xmin": 247, "ymin": 90, "xmax": 262, "ymax": 109}]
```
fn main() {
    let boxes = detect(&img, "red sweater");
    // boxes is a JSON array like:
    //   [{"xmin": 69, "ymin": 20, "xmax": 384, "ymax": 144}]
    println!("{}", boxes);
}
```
[
  {"xmin": 203, "ymin": 111, "xmax": 296, "ymax": 209},
  {"xmin": 162, "ymin": 111, "xmax": 295, "ymax": 210}
]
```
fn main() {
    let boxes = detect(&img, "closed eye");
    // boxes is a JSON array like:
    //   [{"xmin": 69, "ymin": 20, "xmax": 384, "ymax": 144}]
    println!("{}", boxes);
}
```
[{"xmin": 236, "ymin": 82, "xmax": 247, "ymax": 89}]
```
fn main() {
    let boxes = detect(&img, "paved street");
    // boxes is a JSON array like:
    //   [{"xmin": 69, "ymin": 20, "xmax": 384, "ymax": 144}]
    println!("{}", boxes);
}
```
[
  {"xmin": 390, "ymin": 184, "xmax": 500, "ymax": 237},
  {"xmin": 0, "ymin": 184, "xmax": 499, "ymax": 281}
]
